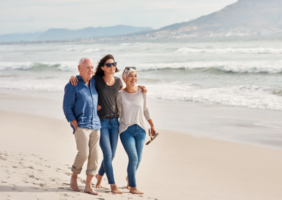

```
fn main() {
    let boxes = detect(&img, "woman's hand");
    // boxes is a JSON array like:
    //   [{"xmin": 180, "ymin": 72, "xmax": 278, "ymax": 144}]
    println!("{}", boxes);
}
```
[
  {"xmin": 69, "ymin": 76, "xmax": 78, "ymax": 86},
  {"xmin": 138, "ymin": 85, "xmax": 147, "ymax": 93},
  {"xmin": 150, "ymin": 126, "xmax": 157, "ymax": 137},
  {"xmin": 97, "ymin": 105, "xmax": 102, "ymax": 111}
]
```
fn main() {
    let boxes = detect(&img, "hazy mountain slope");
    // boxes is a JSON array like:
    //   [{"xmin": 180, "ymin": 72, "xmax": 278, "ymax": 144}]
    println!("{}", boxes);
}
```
[
  {"xmin": 156, "ymin": 0, "xmax": 282, "ymax": 34},
  {"xmin": 0, "ymin": 32, "xmax": 42, "ymax": 43},
  {"xmin": 37, "ymin": 25, "xmax": 153, "ymax": 41},
  {"xmin": 0, "ymin": 25, "xmax": 153, "ymax": 42}
]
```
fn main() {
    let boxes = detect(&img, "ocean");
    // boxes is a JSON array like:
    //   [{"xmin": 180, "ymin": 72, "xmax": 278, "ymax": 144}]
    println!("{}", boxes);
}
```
[{"xmin": 1, "ymin": 37, "xmax": 282, "ymax": 111}]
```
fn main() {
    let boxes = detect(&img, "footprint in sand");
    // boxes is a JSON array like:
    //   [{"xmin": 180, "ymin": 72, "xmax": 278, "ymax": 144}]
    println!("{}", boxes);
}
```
[
  {"xmin": 0, "ymin": 156, "xmax": 7, "ymax": 161},
  {"xmin": 39, "ymin": 183, "xmax": 45, "ymax": 187}
]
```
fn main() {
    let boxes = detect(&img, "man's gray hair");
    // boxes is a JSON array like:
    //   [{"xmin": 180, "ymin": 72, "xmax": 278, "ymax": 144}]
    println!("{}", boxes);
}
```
[
  {"xmin": 79, "ymin": 57, "xmax": 93, "ymax": 65},
  {"xmin": 122, "ymin": 67, "xmax": 137, "ymax": 79}
]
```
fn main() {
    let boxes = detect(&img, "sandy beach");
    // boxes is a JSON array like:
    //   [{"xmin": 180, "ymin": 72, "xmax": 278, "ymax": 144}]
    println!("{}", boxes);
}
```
[{"xmin": 1, "ymin": 90, "xmax": 282, "ymax": 200}]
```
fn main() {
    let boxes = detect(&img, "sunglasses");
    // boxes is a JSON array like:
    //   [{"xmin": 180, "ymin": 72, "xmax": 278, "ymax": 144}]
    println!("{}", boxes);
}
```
[
  {"xmin": 125, "ymin": 66, "xmax": 137, "ymax": 70},
  {"xmin": 105, "ymin": 62, "xmax": 117, "ymax": 67}
]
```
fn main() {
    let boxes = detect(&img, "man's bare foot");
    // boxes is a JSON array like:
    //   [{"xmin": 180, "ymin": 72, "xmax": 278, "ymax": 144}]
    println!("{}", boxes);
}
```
[
  {"xmin": 84, "ymin": 186, "xmax": 98, "ymax": 195},
  {"xmin": 130, "ymin": 187, "xmax": 143, "ymax": 194},
  {"xmin": 111, "ymin": 184, "xmax": 122, "ymax": 194},
  {"xmin": 70, "ymin": 174, "xmax": 79, "ymax": 191},
  {"xmin": 95, "ymin": 174, "xmax": 103, "ymax": 188},
  {"xmin": 126, "ymin": 177, "xmax": 130, "ymax": 190}
]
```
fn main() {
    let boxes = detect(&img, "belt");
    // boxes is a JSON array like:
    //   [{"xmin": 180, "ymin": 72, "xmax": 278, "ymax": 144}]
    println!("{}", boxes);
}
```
[{"xmin": 104, "ymin": 115, "xmax": 116, "ymax": 119}]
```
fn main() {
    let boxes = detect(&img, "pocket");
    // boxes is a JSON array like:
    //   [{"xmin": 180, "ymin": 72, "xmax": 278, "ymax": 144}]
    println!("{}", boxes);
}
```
[
  {"xmin": 100, "ymin": 119, "xmax": 109, "ymax": 128},
  {"xmin": 112, "ymin": 119, "xmax": 120, "ymax": 128},
  {"xmin": 74, "ymin": 127, "xmax": 80, "ymax": 135},
  {"xmin": 80, "ymin": 117, "xmax": 87, "ymax": 122}
]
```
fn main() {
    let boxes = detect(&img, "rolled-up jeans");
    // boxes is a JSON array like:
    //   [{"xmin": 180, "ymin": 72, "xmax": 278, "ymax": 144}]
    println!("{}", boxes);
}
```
[
  {"xmin": 120, "ymin": 124, "xmax": 146, "ymax": 187},
  {"xmin": 98, "ymin": 117, "xmax": 119, "ymax": 184},
  {"xmin": 72, "ymin": 127, "xmax": 100, "ymax": 176}
]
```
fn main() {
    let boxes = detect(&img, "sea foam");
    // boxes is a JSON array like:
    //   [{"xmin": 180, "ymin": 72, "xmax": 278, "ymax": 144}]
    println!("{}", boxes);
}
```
[
  {"xmin": 0, "ymin": 62, "xmax": 77, "ymax": 72},
  {"xmin": 137, "ymin": 61, "xmax": 282, "ymax": 74},
  {"xmin": 146, "ymin": 83, "xmax": 282, "ymax": 111},
  {"xmin": 175, "ymin": 47, "xmax": 282, "ymax": 54}
]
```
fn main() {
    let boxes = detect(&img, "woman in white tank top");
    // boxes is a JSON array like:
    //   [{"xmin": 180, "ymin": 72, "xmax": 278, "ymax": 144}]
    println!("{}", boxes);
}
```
[{"xmin": 117, "ymin": 67, "xmax": 157, "ymax": 194}]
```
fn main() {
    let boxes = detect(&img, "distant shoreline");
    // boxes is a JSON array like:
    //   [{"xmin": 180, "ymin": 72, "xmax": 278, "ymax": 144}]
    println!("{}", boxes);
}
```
[{"xmin": 1, "ymin": 35, "xmax": 282, "ymax": 45}]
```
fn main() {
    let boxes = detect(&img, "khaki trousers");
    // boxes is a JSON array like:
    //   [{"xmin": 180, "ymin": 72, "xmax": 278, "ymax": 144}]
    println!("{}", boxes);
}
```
[{"xmin": 71, "ymin": 127, "xmax": 100, "ymax": 176}]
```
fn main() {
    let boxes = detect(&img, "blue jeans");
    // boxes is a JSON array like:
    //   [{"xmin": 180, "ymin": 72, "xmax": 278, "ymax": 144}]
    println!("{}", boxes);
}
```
[
  {"xmin": 120, "ymin": 124, "xmax": 146, "ymax": 187},
  {"xmin": 98, "ymin": 117, "xmax": 119, "ymax": 184}
]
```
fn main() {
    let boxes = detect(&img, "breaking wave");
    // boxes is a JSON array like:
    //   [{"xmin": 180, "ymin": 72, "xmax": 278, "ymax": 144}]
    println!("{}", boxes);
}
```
[
  {"xmin": 0, "ymin": 62, "xmax": 77, "ymax": 72},
  {"xmin": 137, "ymin": 61, "xmax": 282, "ymax": 74},
  {"xmin": 147, "ymin": 83, "xmax": 282, "ymax": 111},
  {"xmin": 175, "ymin": 47, "xmax": 282, "ymax": 54}
]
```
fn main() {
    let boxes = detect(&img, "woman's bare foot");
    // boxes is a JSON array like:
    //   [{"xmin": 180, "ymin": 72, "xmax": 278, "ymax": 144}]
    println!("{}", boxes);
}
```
[
  {"xmin": 110, "ymin": 184, "xmax": 122, "ymax": 194},
  {"xmin": 95, "ymin": 174, "xmax": 103, "ymax": 188},
  {"xmin": 130, "ymin": 187, "xmax": 143, "ymax": 194},
  {"xmin": 126, "ymin": 177, "xmax": 130, "ymax": 190},
  {"xmin": 70, "ymin": 174, "xmax": 79, "ymax": 191},
  {"xmin": 84, "ymin": 186, "xmax": 98, "ymax": 195}
]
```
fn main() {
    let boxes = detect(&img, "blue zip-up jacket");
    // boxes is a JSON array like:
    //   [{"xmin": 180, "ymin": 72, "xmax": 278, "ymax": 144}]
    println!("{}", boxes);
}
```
[{"xmin": 63, "ymin": 75, "xmax": 101, "ymax": 133}]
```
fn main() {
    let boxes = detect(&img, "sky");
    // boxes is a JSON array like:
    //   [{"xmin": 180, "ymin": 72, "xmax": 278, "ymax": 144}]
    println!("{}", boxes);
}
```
[{"xmin": 0, "ymin": 0, "xmax": 237, "ymax": 35}]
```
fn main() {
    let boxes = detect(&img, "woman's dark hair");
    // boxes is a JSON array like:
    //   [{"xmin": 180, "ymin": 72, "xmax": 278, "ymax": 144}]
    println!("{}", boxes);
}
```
[{"xmin": 95, "ymin": 54, "xmax": 119, "ymax": 76}]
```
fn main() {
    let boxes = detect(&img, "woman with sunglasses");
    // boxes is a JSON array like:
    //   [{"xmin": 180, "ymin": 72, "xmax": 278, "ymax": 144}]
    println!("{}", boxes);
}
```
[
  {"xmin": 69, "ymin": 55, "xmax": 146, "ymax": 194},
  {"xmin": 117, "ymin": 67, "xmax": 157, "ymax": 194}
]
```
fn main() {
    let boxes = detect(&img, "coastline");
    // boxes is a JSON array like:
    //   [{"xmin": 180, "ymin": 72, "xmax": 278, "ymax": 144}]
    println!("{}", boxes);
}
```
[
  {"xmin": 1, "ymin": 109, "xmax": 282, "ymax": 199},
  {"xmin": 1, "ymin": 89, "xmax": 282, "ymax": 199},
  {"xmin": 1, "ymin": 88, "xmax": 282, "ymax": 149}
]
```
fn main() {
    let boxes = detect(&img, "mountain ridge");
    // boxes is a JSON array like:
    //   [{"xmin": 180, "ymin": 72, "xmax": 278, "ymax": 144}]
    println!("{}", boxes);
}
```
[
  {"xmin": 0, "ymin": 25, "xmax": 153, "ymax": 42},
  {"xmin": 153, "ymin": 0, "xmax": 282, "ymax": 36}
]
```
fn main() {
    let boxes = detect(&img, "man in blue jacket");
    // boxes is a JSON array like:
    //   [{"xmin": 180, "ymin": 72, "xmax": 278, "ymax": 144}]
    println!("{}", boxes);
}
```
[{"xmin": 63, "ymin": 58, "xmax": 101, "ymax": 195}]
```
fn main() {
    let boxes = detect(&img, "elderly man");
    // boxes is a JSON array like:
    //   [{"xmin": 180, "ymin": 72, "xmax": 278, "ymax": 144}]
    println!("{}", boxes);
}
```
[{"xmin": 63, "ymin": 58, "xmax": 101, "ymax": 195}]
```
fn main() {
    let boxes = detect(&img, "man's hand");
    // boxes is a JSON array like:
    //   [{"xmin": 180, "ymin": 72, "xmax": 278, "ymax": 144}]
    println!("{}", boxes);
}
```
[
  {"xmin": 138, "ymin": 85, "xmax": 147, "ymax": 93},
  {"xmin": 71, "ymin": 120, "xmax": 78, "ymax": 131}
]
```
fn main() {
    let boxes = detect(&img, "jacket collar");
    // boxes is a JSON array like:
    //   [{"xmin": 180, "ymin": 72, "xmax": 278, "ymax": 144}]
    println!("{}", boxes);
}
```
[{"xmin": 76, "ymin": 75, "xmax": 93, "ymax": 85}]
